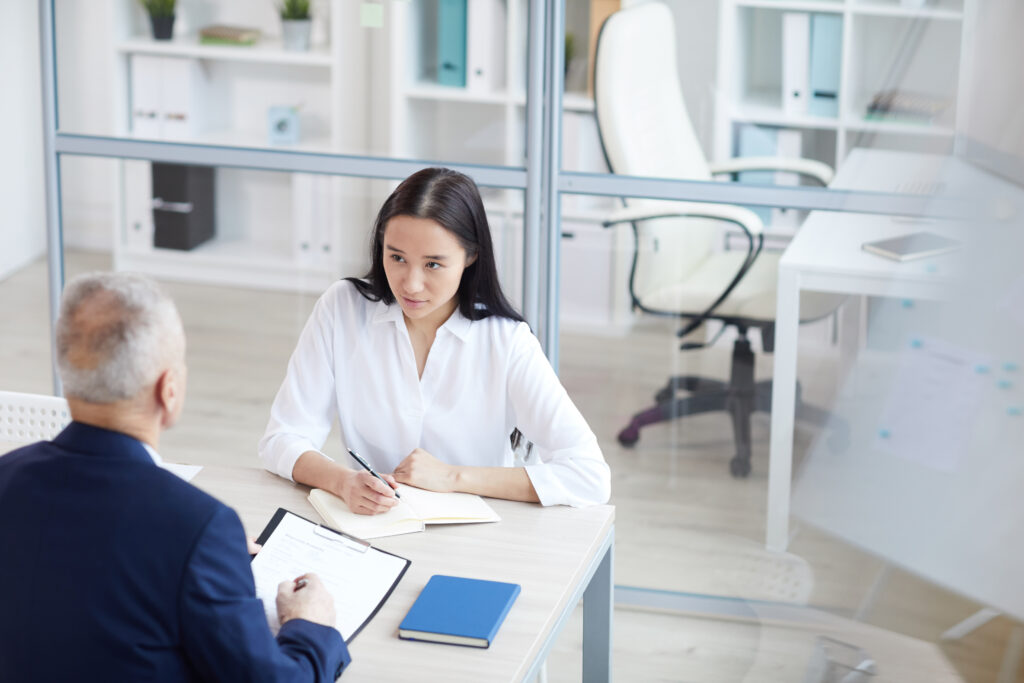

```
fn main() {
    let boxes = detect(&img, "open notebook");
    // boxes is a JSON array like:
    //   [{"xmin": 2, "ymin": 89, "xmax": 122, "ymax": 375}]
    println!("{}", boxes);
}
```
[{"xmin": 308, "ymin": 484, "xmax": 501, "ymax": 540}]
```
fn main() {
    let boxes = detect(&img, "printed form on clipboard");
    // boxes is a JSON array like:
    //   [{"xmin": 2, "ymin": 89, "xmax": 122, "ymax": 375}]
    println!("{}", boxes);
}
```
[
  {"xmin": 308, "ymin": 484, "xmax": 501, "ymax": 540},
  {"xmin": 250, "ymin": 508, "xmax": 410, "ymax": 642}
]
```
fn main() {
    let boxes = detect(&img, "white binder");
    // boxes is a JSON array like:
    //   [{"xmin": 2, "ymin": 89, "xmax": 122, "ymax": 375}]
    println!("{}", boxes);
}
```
[{"xmin": 781, "ymin": 12, "xmax": 810, "ymax": 115}]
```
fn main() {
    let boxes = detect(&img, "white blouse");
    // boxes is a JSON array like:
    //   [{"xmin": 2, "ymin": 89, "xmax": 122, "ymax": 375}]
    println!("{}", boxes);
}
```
[{"xmin": 259, "ymin": 280, "xmax": 610, "ymax": 507}]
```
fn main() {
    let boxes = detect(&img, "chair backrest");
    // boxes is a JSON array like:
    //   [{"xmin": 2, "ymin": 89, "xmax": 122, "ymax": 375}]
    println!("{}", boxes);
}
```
[
  {"xmin": 0, "ymin": 390, "xmax": 71, "ymax": 445},
  {"xmin": 594, "ymin": 2, "xmax": 720, "ymax": 305}
]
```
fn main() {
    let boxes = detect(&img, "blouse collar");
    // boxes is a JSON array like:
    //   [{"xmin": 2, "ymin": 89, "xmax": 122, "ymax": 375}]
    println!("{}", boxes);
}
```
[{"xmin": 371, "ymin": 298, "xmax": 473, "ymax": 342}]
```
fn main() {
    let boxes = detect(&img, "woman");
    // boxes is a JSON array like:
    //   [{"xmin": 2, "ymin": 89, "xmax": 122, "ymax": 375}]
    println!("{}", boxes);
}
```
[{"xmin": 259, "ymin": 168, "xmax": 610, "ymax": 514}]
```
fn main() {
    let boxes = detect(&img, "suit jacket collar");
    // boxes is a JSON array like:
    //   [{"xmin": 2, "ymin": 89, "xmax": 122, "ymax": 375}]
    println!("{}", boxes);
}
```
[{"xmin": 52, "ymin": 421, "xmax": 156, "ymax": 466}]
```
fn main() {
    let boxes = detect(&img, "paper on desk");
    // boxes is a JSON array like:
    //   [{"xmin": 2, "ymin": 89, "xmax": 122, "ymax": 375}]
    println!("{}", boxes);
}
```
[
  {"xmin": 250, "ymin": 511, "xmax": 407, "ymax": 641},
  {"xmin": 875, "ymin": 337, "xmax": 989, "ymax": 472},
  {"xmin": 160, "ymin": 462, "xmax": 202, "ymax": 482}
]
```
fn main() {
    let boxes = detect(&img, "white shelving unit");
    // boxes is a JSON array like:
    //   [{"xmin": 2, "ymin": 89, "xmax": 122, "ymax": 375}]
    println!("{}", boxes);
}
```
[
  {"xmin": 714, "ymin": 0, "xmax": 973, "ymax": 177},
  {"xmin": 110, "ymin": 0, "xmax": 372, "ymax": 294},
  {"xmin": 371, "ymin": 0, "xmax": 627, "ymax": 329}
]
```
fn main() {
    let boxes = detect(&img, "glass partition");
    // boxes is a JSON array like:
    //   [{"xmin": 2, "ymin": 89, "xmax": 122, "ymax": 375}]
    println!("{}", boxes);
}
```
[{"xmin": 54, "ymin": 0, "xmax": 530, "ymax": 166}]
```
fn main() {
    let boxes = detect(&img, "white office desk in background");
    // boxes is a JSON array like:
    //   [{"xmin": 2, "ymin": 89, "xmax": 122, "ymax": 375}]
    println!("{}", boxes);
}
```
[{"xmin": 766, "ymin": 149, "xmax": 970, "ymax": 552}]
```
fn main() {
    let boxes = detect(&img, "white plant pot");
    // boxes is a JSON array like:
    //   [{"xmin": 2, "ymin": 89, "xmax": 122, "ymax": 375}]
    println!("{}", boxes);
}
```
[{"xmin": 282, "ymin": 19, "xmax": 312, "ymax": 52}]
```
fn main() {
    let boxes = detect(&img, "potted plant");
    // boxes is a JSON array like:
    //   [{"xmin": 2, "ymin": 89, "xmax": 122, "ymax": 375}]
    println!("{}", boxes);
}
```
[
  {"xmin": 279, "ymin": 0, "xmax": 312, "ymax": 52},
  {"xmin": 140, "ymin": 0, "xmax": 176, "ymax": 41}
]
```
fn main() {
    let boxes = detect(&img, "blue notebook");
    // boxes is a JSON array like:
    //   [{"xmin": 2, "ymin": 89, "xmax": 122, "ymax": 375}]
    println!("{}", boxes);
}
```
[{"xmin": 398, "ymin": 574, "xmax": 520, "ymax": 648}]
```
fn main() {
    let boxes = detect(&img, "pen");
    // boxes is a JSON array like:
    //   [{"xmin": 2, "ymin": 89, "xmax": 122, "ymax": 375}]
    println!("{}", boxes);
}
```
[
  {"xmin": 347, "ymin": 448, "xmax": 401, "ymax": 498},
  {"xmin": 294, "ymin": 577, "xmax": 307, "ymax": 592}
]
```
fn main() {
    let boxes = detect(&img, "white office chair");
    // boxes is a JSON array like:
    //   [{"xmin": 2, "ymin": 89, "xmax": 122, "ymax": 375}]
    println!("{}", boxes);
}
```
[
  {"xmin": 0, "ymin": 390, "xmax": 71, "ymax": 448},
  {"xmin": 594, "ymin": 2, "xmax": 846, "ymax": 477}
]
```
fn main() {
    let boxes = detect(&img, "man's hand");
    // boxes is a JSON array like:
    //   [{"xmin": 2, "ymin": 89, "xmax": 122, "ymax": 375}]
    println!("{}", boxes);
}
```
[
  {"xmin": 336, "ymin": 469, "xmax": 400, "ymax": 515},
  {"xmin": 276, "ymin": 573, "xmax": 336, "ymax": 628},
  {"xmin": 247, "ymin": 538, "xmax": 262, "ymax": 555},
  {"xmin": 393, "ymin": 448, "xmax": 458, "ymax": 492}
]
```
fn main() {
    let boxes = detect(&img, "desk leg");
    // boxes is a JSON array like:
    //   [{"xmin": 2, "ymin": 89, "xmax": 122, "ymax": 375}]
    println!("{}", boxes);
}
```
[
  {"xmin": 582, "ymin": 533, "xmax": 613, "ymax": 683},
  {"xmin": 768, "ymin": 267, "xmax": 800, "ymax": 552}
]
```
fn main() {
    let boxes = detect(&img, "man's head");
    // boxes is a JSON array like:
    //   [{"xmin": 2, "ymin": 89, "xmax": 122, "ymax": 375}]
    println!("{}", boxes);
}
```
[{"xmin": 56, "ymin": 272, "xmax": 187, "ymax": 430}]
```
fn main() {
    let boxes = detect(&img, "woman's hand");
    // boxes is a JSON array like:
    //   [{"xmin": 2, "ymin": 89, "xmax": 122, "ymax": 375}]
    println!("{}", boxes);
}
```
[
  {"xmin": 335, "ymin": 469, "xmax": 400, "ymax": 515},
  {"xmin": 393, "ymin": 448, "xmax": 459, "ymax": 492}
]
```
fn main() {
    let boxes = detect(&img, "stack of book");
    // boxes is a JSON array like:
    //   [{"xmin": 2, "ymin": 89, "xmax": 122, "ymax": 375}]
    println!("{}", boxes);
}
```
[{"xmin": 198, "ymin": 25, "xmax": 260, "ymax": 47}]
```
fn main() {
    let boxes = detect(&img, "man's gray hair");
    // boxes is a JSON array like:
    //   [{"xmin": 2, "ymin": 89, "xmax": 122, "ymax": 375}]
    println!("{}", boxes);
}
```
[{"xmin": 56, "ymin": 272, "xmax": 184, "ymax": 403}]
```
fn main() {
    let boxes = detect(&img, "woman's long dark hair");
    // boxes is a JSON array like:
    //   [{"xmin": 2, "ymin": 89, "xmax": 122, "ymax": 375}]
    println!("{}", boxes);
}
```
[{"xmin": 346, "ymin": 167, "xmax": 524, "ymax": 323}]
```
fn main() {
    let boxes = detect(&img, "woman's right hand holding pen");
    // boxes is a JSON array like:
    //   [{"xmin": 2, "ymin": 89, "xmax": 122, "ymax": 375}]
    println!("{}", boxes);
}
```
[{"xmin": 335, "ymin": 467, "xmax": 400, "ymax": 515}]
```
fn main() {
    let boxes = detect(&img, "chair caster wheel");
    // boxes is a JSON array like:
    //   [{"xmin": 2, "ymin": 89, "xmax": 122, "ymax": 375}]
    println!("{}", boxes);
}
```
[
  {"xmin": 617, "ymin": 427, "xmax": 640, "ymax": 447},
  {"xmin": 729, "ymin": 456, "xmax": 751, "ymax": 478}
]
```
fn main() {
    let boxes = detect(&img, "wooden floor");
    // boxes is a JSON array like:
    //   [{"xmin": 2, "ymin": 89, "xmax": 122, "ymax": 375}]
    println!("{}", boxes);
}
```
[{"xmin": 2, "ymin": 251, "xmax": 1021, "ymax": 682}]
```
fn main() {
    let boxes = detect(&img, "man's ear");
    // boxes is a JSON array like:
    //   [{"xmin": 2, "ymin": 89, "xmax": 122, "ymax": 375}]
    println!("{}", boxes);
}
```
[{"xmin": 154, "ymin": 367, "xmax": 178, "ymax": 426}]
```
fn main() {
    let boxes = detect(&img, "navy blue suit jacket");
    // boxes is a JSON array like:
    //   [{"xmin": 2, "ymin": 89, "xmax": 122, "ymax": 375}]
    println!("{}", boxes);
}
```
[{"xmin": 0, "ymin": 422, "xmax": 350, "ymax": 682}]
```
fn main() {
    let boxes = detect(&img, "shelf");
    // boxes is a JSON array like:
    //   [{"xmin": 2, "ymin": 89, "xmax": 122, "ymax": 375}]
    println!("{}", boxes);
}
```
[
  {"xmin": 735, "ymin": 0, "xmax": 843, "ymax": 13},
  {"xmin": 843, "ymin": 117, "xmax": 954, "ymax": 136},
  {"xmin": 116, "ymin": 36, "xmax": 334, "ymax": 67},
  {"xmin": 405, "ymin": 83, "xmax": 510, "ymax": 106},
  {"xmin": 850, "ymin": 2, "xmax": 963, "ymax": 20}
]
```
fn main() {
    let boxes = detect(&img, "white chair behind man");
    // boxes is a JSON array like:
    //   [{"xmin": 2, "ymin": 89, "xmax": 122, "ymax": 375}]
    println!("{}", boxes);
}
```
[{"xmin": 0, "ymin": 390, "xmax": 71, "ymax": 454}]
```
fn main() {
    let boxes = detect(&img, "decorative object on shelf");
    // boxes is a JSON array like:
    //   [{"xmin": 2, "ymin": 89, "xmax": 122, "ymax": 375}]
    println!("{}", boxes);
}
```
[
  {"xmin": 279, "ymin": 0, "xmax": 313, "ymax": 52},
  {"xmin": 267, "ymin": 105, "xmax": 301, "ymax": 145},
  {"xmin": 198, "ymin": 25, "xmax": 261, "ymax": 47},
  {"xmin": 140, "ymin": 0, "xmax": 176, "ymax": 41},
  {"xmin": 866, "ymin": 89, "xmax": 951, "ymax": 123}
]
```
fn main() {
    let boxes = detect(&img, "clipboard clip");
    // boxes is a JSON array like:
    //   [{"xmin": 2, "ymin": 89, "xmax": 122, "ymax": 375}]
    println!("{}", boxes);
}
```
[{"xmin": 313, "ymin": 524, "xmax": 370, "ymax": 553}]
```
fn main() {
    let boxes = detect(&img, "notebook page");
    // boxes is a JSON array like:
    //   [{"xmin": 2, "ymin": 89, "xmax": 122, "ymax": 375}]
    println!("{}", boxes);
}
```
[
  {"xmin": 251, "ymin": 511, "xmax": 407, "ymax": 640},
  {"xmin": 308, "ymin": 488, "xmax": 424, "ymax": 539},
  {"xmin": 398, "ymin": 485, "xmax": 501, "ymax": 525}
]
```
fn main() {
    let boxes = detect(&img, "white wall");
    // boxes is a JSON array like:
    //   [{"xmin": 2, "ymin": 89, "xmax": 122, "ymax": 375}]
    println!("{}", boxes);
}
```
[
  {"xmin": 0, "ymin": 2, "xmax": 47, "ymax": 281},
  {"xmin": 55, "ymin": 0, "xmax": 118, "ymax": 251}
]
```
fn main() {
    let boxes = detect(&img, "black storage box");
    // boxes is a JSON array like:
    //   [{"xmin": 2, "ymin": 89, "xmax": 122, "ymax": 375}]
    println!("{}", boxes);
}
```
[{"xmin": 152, "ymin": 163, "xmax": 215, "ymax": 250}]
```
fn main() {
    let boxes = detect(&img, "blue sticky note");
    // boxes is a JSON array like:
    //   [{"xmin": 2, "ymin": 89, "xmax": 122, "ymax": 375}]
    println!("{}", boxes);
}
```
[
  {"xmin": 975, "ymin": 364, "xmax": 991, "ymax": 374},
  {"xmin": 925, "ymin": 263, "xmax": 939, "ymax": 273},
  {"xmin": 910, "ymin": 339, "xmax": 923, "ymax": 349},
  {"xmin": 901, "ymin": 299, "xmax": 914, "ymax": 309},
  {"xmin": 878, "ymin": 428, "xmax": 891, "ymax": 439},
  {"xmin": 1008, "ymin": 407, "xmax": 1022, "ymax": 417},
  {"xmin": 998, "ymin": 380, "xmax": 1013, "ymax": 390},
  {"xmin": 1004, "ymin": 362, "xmax": 1019, "ymax": 372}
]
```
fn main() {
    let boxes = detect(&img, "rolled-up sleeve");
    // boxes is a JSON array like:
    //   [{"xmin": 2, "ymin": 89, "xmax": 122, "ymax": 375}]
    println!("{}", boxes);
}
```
[
  {"xmin": 259, "ymin": 291, "xmax": 339, "ymax": 481},
  {"xmin": 506, "ymin": 324, "xmax": 611, "ymax": 507}
]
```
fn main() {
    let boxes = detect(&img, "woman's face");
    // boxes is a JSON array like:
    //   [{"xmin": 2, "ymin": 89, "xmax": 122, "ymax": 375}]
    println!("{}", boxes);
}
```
[{"xmin": 382, "ymin": 215, "xmax": 475, "ymax": 327}]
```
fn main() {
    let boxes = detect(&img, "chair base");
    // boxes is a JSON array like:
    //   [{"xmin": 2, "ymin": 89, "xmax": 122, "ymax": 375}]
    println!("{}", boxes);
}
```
[{"xmin": 616, "ymin": 338, "xmax": 842, "ymax": 478}]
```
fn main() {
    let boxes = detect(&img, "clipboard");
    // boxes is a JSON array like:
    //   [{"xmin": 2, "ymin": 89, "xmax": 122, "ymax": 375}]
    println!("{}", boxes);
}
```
[{"xmin": 251, "ymin": 507, "xmax": 410, "ymax": 643}]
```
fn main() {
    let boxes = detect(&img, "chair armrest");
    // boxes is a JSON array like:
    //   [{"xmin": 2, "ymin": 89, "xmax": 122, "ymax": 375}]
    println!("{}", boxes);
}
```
[
  {"xmin": 602, "ymin": 202, "xmax": 765, "ymax": 235},
  {"xmin": 708, "ymin": 156, "xmax": 835, "ymax": 186}
]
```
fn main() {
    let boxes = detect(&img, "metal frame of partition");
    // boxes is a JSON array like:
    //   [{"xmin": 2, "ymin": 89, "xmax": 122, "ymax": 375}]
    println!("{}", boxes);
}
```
[{"xmin": 37, "ymin": 0, "xmax": 944, "ymax": 394}]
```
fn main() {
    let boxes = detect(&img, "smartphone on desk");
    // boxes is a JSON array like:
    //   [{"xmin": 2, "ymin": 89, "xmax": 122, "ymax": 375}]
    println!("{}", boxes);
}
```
[{"xmin": 861, "ymin": 231, "xmax": 962, "ymax": 262}]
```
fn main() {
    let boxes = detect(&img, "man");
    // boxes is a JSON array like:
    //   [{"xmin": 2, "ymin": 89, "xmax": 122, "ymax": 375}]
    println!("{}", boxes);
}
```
[{"xmin": 0, "ymin": 272, "xmax": 349, "ymax": 682}]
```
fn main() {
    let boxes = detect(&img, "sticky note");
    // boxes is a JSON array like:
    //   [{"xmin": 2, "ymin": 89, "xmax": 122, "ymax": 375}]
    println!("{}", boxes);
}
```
[
  {"xmin": 1008, "ymin": 407, "xmax": 1022, "ymax": 417},
  {"xmin": 910, "ymin": 339, "xmax": 923, "ymax": 349},
  {"xmin": 878, "ymin": 428, "xmax": 891, "ymax": 439},
  {"xmin": 925, "ymin": 263, "xmax": 938, "ymax": 273},
  {"xmin": 361, "ymin": 2, "xmax": 383, "ymax": 28},
  {"xmin": 901, "ymin": 299, "xmax": 914, "ymax": 309},
  {"xmin": 998, "ymin": 380, "xmax": 1013, "ymax": 390},
  {"xmin": 975, "ymin": 364, "xmax": 990, "ymax": 374},
  {"xmin": 1004, "ymin": 362, "xmax": 1019, "ymax": 372}
]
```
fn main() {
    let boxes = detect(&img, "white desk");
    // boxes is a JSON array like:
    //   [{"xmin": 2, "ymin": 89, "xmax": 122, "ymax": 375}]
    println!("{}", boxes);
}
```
[
  {"xmin": 194, "ymin": 466, "xmax": 615, "ymax": 682},
  {"xmin": 766, "ymin": 149, "xmax": 968, "ymax": 551}
]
